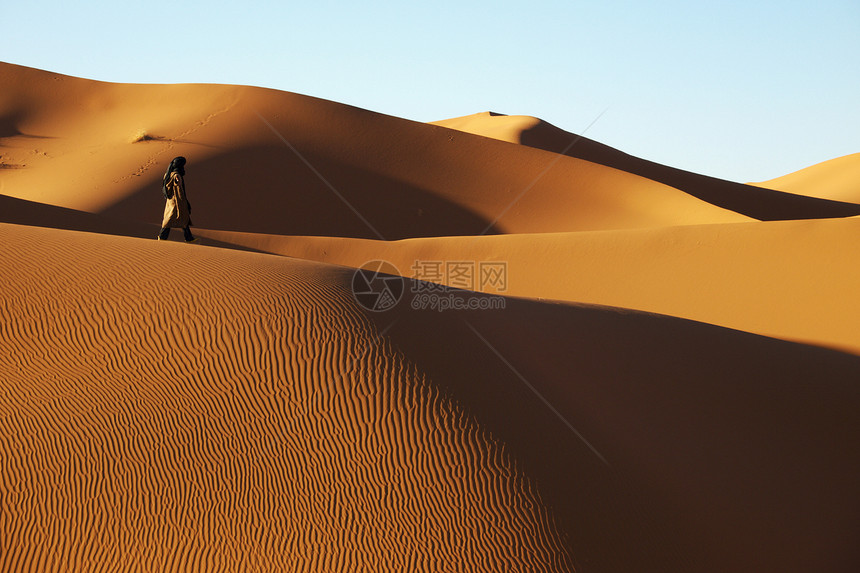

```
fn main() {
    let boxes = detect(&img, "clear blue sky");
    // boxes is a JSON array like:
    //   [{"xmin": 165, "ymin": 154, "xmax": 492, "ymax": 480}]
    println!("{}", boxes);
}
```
[{"xmin": 3, "ymin": 0, "xmax": 858, "ymax": 182}]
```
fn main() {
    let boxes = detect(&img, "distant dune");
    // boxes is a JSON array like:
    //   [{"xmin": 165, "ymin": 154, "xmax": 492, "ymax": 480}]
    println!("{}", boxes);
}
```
[
  {"xmin": 749, "ymin": 152, "xmax": 860, "ymax": 204},
  {"xmin": 2, "ymin": 61, "xmax": 859, "ymax": 572},
  {"xmin": 432, "ymin": 112, "xmax": 860, "ymax": 220}
]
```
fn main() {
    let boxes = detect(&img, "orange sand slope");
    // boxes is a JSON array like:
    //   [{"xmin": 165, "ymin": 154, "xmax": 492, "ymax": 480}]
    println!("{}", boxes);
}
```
[
  {"xmin": 0, "ymin": 223, "xmax": 572, "ymax": 571},
  {"xmin": 2, "ymin": 223, "xmax": 859, "ymax": 572},
  {"xmin": 1, "ymin": 61, "xmax": 751, "ymax": 238},
  {"xmin": 432, "ymin": 112, "xmax": 860, "ymax": 220},
  {"xmin": 197, "ymin": 215, "xmax": 860, "ymax": 355},
  {"xmin": 749, "ymin": 152, "xmax": 860, "ymax": 204}
]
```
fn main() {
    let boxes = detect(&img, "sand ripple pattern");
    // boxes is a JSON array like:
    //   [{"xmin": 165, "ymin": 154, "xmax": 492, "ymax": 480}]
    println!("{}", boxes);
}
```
[{"xmin": 0, "ymin": 224, "xmax": 572, "ymax": 572}]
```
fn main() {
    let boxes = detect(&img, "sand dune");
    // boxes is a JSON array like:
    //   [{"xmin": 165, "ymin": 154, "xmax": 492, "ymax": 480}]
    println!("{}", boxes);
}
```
[
  {"xmin": 1, "ymin": 62, "xmax": 749, "ymax": 239},
  {"xmin": 432, "ymin": 112, "xmax": 860, "ymax": 220},
  {"xmin": 195, "ymin": 215, "xmax": 860, "ymax": 355},
  {"xmin": 2, "ymin": 223, "xmax": 858, "ymax": 572},
  {"xmin": 2, "ymin": 61, "xmax": 859, "ymax": 572},
  {"xmin": 749, "ymin": 152, "xmax": 860, "ymax": 204},
  {"xmin": 0, "ymin": 223, "xmax": 572, "ymax": 571}
]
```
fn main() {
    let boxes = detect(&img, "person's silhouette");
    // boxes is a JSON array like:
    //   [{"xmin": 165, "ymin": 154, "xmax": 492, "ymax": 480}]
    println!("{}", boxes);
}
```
[{"xmin": 157, "ymin": 156, "xmax": 196, "ymax": 242}]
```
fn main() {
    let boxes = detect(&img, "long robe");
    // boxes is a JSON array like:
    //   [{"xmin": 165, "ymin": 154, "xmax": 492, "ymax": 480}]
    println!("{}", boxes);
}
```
[{"xmin": 161, "ymin": 171, "xmax": 192, "ymax": 229}]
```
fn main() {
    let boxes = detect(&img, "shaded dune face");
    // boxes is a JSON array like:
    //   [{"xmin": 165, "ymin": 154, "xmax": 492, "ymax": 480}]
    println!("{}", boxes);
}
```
[
  {"xmin": 99, "ymin": 144, "xmax": 507, "ymax": 240},
  {"xmin": 0, "ymin": 224, "xmax": 572, "ymax": 572},
  {"xmin": 374, "ymin": 292, "xmax": 860, "ymax": 572}
]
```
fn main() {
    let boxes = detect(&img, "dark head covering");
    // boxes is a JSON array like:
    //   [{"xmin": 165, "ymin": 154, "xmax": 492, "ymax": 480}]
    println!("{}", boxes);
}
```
[{"xmin": 162, "ymin": 156, "xmax": 186, "ymax": 197}]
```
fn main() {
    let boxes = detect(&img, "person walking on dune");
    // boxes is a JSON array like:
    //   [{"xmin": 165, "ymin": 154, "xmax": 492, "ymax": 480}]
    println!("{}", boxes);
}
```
[{"xmin": 157, "ymin": 156, "xmax": 197, "ymax": 242}]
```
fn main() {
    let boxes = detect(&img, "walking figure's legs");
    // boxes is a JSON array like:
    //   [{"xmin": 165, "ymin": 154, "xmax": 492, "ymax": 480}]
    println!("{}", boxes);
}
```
[
  {"xmin": 183, "ymin": 227, "xmax": 196, "ymax": 242},
  {"xmin": 157, "ymin": 228, "xmax": 170, "ymax": 240}
]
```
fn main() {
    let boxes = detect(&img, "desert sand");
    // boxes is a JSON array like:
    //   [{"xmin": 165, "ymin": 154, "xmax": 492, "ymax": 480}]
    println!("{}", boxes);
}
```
[
  {"xmin": 2, "ymin": 61, "xmax": 859, "ymax": 572},
  {"xmin": 193, "ymin": 216, "xmax": 860, "ymax": 355},
  {"xmin": 431, "ymin": 112, "xmax": 860, "ymax": 220},
  {"xmin": 749, "ymin": 152, "xmax": 860, "ymax": 204}
]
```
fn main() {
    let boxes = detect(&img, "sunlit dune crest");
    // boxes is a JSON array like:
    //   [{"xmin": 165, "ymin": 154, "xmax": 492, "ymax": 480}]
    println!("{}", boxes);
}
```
[{"xmin": 748, "ymin": 152, "xmax": 860, "ymax": 204}]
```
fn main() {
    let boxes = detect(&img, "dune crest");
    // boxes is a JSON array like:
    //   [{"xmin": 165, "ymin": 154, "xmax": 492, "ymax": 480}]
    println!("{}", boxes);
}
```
[{"xmin": 749, "ymin": 152, "xmax": 860, "ymax": 204}]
